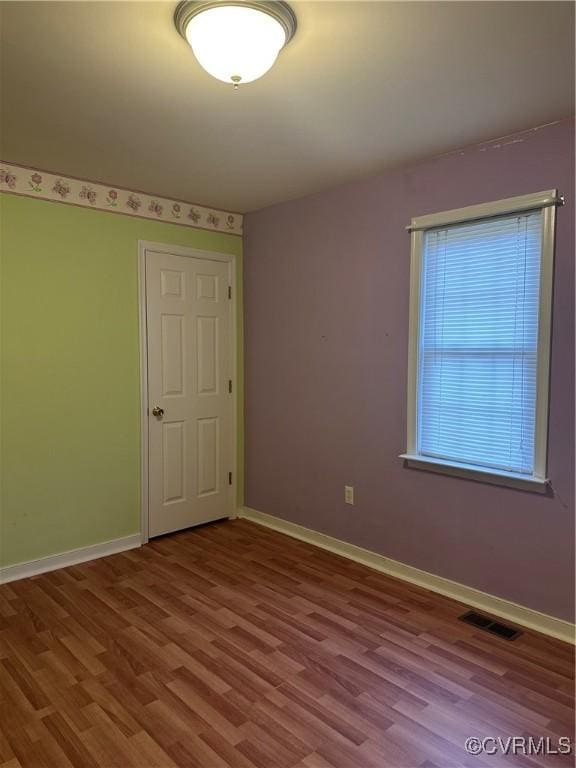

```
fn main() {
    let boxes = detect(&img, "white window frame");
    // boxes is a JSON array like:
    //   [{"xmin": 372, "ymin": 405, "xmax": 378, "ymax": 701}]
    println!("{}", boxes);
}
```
[{"xmin": 400, "ymin": 190, "xmax": 559, "ymax": 493}]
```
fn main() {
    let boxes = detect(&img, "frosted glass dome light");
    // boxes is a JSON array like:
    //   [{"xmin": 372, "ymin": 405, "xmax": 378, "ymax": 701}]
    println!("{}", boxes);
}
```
[{"xmin": 175, "ymin": 1, "xmax": 297, "ymax": 87}]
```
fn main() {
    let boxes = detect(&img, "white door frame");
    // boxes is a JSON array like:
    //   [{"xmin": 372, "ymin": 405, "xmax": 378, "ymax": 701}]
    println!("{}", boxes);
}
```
[{"xmin": 138, "ymin": 240, "xmax": 238, "ymax": 544}]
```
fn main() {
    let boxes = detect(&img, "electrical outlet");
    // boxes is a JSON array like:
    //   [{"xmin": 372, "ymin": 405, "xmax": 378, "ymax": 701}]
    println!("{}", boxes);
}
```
[{"xmin": 344, "ymin": 485, "xmax": 354, "ymax": 505}]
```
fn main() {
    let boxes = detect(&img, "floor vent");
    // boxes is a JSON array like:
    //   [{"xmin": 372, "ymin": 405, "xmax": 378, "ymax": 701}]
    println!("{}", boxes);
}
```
[{"xmin": 459, "ymin": 610, "xmax": 522, "ymax": 640}]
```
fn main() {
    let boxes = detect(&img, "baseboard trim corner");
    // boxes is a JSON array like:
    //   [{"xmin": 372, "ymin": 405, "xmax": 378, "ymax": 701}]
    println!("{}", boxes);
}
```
[
  {"xmin": 238, "ymin": 506, "xmax": 575, "ymax": 644},
  {"xmin": 0, "ymin": 534, "xmax": 142, "ymax": 584}
]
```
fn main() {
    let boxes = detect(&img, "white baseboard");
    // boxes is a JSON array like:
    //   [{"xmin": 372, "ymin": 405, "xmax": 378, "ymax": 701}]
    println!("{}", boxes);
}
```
[
  {"xmin": 0, "ymin": 534, "xmax": 142, "ymax": 584},
  {"xmin": 238, "ymin": 507, "xmax": 575, "ymax": 645}
]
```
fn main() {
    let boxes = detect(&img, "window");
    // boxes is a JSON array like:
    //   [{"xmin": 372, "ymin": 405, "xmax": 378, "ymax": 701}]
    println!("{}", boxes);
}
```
[{"xmin": 401, "ymin": 190, "xmax": 560, "ymax": 492}]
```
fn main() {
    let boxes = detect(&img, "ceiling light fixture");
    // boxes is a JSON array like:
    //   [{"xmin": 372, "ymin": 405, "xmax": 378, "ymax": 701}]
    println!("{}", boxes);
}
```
[{"xmin": 175, "ymin": 1, "xmax": 297, "ymax": 87}]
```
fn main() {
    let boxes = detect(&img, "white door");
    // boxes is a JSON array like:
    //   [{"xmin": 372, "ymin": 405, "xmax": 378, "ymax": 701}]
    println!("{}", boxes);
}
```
[{"xmin": 145, "ymin": 248, "xmax": 234, "ymax": 537}]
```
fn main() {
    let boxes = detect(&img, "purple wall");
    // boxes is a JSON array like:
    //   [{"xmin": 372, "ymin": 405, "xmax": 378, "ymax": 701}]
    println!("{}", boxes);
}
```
[{"xmin": 244, "ymin": 119, "xmax": 575, "ymax": 622}]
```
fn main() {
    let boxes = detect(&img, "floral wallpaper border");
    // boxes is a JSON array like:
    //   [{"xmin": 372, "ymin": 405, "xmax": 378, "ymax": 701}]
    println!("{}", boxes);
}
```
[{"xmin": 0, "ymin": 162, "xmax": 243, "ymax": 236}]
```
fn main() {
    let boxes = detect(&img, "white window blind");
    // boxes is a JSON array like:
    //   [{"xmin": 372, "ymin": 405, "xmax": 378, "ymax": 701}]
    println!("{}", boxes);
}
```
[{"xmin": 417, "ymin": 210, "xmax": 543, "ymax": 476}]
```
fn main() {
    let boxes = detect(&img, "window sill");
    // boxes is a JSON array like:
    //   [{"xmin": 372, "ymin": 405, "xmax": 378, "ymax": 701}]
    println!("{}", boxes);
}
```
[{"xmin": 399, "ymin": 454, "xmax": 549, "ymax": 493}]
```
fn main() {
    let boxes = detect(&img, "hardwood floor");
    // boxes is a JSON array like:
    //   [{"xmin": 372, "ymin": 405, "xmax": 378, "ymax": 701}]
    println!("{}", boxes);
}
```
[{"xmin": 0, "ymin": 519, "xmax": 574, "ymax": 768}]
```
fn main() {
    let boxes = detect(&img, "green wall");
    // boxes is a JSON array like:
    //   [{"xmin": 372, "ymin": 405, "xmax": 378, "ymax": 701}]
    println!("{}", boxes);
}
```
[{"xmin": 0, "ymin": 194, "xmax": 243, "ymax": 567}]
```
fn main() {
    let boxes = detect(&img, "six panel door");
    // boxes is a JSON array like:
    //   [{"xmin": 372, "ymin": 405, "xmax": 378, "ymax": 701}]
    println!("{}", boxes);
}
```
[{"xmin": 146, "ymin": 249, "xmax": 233, "ymax": 537}]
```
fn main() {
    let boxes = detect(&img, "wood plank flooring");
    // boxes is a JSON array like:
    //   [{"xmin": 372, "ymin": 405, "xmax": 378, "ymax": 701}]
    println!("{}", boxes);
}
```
[{"xmin": 0, "ymin": 519, "xmax": 574, "ymax": 768}]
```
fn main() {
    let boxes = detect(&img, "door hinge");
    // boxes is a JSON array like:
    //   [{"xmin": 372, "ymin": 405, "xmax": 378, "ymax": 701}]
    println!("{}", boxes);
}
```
[
  {"xmin": 228, "ymin": 379, "xmax": 232, "ymax": 394},
  {"xmin": 228, "ymin": 472, "xmax": 233, "ymax": 485},
  {"xmin": 228, "ymin": 286, "xmax": 232, "ymax": 299}
]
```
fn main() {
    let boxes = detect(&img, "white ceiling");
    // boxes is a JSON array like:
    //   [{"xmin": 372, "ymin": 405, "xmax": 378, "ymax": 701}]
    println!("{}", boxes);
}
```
[{"xmin": 1, "ymin": 1, "xmax": 574, "ymax": 213}]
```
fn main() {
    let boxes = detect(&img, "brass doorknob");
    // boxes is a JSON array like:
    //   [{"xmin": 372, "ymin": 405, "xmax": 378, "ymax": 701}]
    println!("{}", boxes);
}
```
[{"xmin": 152, "ymin": 406, "xmax": 164, "ymax": 418}]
